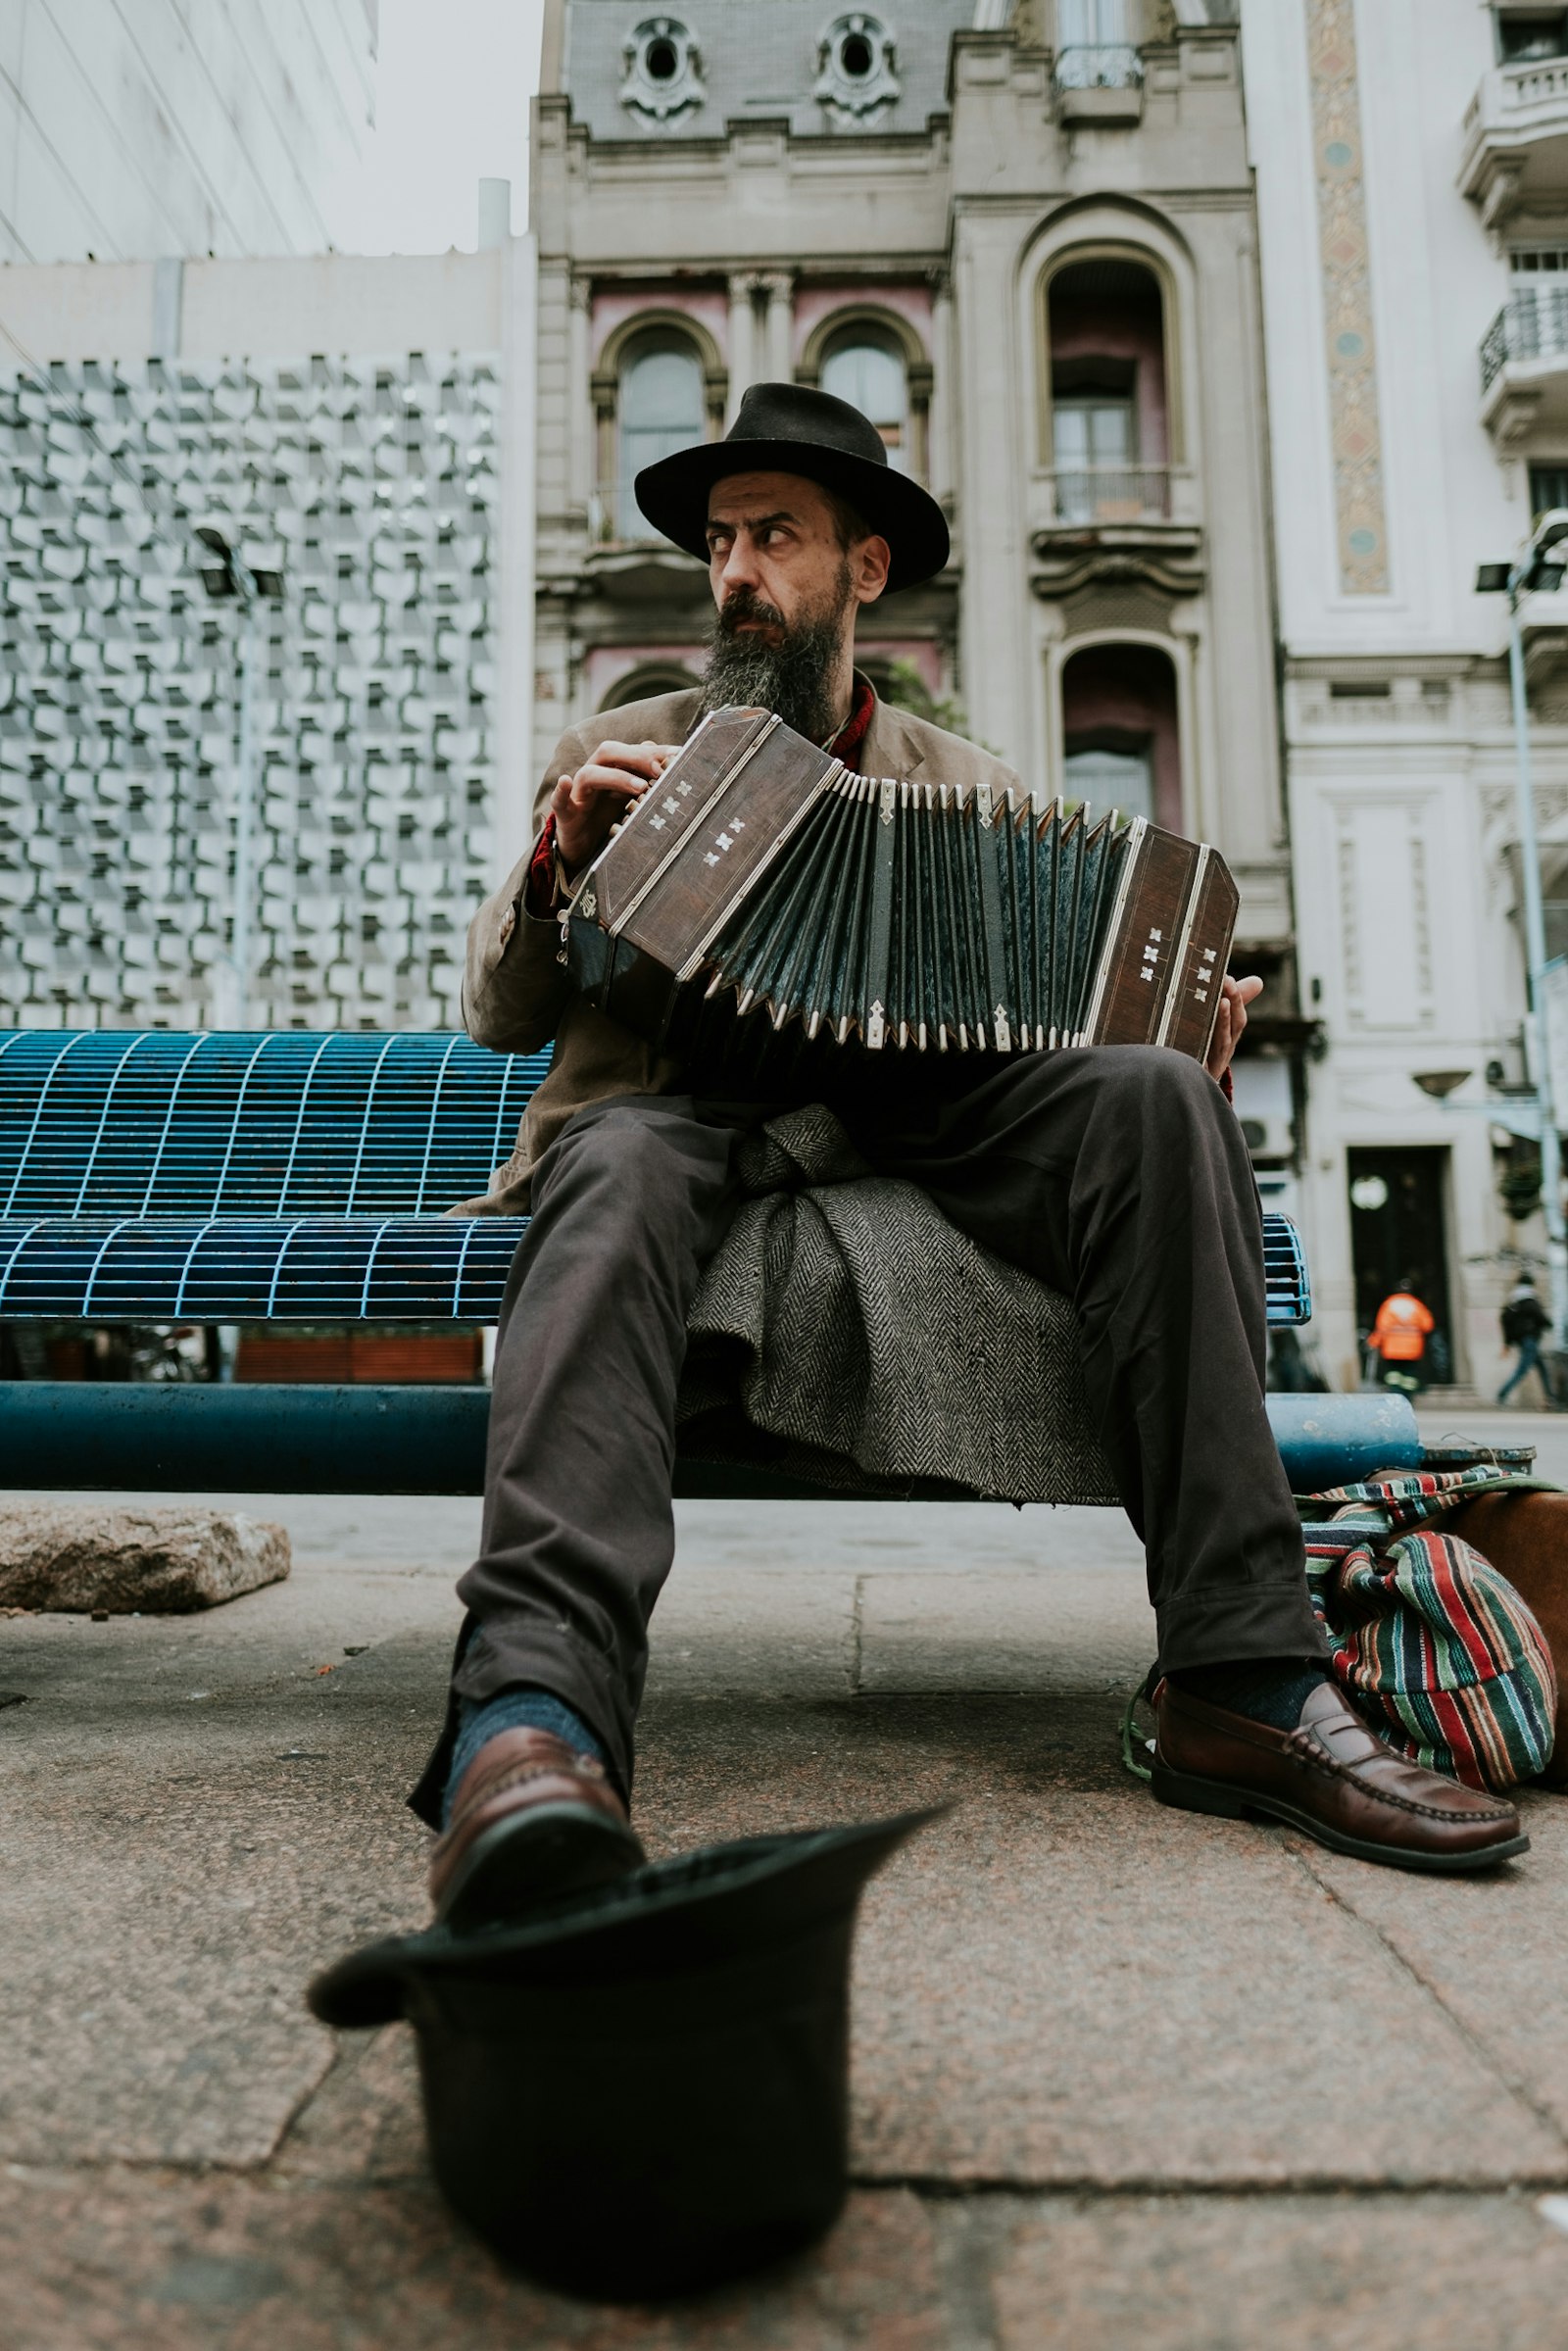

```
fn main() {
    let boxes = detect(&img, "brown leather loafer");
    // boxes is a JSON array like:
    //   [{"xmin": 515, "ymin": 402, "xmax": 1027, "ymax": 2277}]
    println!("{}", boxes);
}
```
[
  {"xmin": 428, "ymin": 1727, "xmax": 645, "ymax": 1929},
  {"xmin": 1152, "ymin": 1679, "xmax": 1529, "ymax": 1873}
]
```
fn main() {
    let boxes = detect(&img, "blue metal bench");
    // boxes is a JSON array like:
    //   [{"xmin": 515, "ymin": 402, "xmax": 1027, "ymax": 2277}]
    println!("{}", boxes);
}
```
[{"xmin": 0, "ymin": 1028, "xmax": 1417, "ymax": 1494}]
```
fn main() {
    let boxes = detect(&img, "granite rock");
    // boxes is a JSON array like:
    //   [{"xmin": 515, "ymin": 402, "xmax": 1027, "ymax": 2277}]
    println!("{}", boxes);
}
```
[{"xmin": 0, "ymin": 1506, "xmax": 290, "ymax": 1614}]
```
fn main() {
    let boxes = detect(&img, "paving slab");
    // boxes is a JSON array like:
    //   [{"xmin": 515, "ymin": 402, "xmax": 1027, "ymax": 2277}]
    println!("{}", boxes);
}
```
[
  {"xmin": 0, "ymin": 1613, "xmax": 440, "ymax": 2166},
  {"xmin": 856, "ymin": 1565, "xmax": 1154, "ymax": 1692},
  {"xmin": 631, "ymin": 1695, "xmax": 1568, "ymax": 2186},
  {"xmin": 983, "ymin": 2190, "xmax": 1568, "ymax": 2351},
  {"xmin": 1295, "ymin": 1794, "xmax": 1568, "ymax": 2144},
  {"xmin": 2, "ymin": 2169, "xmax": 945, "ymax": 2351}
]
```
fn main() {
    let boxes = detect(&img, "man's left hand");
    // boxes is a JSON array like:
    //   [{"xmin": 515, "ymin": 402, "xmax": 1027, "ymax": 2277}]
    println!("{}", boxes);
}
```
[{"xmin": 1205, "ymin": 974, "xmax": 1263, "ymax": 1082}]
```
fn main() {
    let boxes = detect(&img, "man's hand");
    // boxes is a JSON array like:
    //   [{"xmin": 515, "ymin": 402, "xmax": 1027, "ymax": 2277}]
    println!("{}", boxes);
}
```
[
  {"xmin": 1205, "ymin": 974, "xmax": 1263, "ymax": 1082},
  {"xmin": 550, "ymin": 741, "xmax": 678, "ymax": 877}
]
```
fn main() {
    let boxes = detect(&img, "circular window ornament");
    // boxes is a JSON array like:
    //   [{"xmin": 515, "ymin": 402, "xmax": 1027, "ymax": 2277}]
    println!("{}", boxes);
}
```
[
  {"xmin": 620, "ymin": 16, "xmax": 706, "ymax": 122},
  {"xmin": 815, "ymin": 13, "xmax": 900, "ymax": 120}
]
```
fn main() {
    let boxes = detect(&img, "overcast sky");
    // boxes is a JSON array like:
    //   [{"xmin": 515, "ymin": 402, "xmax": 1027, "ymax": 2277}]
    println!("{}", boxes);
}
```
[{"xmin": 340, "ymin": 0, "xmax": 547, "ymax": 254}]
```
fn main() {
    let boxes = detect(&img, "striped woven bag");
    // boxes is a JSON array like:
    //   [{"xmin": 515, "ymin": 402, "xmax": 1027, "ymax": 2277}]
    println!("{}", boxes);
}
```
[{"xmin": 1300, "ymin": 1469, "xmax": 1558, "ymax": 1792}]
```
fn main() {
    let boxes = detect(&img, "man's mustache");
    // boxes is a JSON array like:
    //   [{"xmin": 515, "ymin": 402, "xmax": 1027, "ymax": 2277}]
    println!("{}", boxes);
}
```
[{"xmin": 715, "ymin": 589, "xmax": 788, "ymax": 636}]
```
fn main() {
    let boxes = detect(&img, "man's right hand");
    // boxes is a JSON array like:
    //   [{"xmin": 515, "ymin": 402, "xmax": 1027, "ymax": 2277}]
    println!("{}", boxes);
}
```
[{"xmin": 549, "ymin": 741, "xmax": 677, "ymax": 878}]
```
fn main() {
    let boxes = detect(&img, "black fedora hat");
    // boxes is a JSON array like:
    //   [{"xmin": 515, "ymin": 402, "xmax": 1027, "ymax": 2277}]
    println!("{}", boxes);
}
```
[
  {"xmin": 635, "ymin": 381, "xmax": 951, "ymax": 596},
  {"xmin": 308, "ymin": 1808, "xmax": 941, "ymax": 2302}
]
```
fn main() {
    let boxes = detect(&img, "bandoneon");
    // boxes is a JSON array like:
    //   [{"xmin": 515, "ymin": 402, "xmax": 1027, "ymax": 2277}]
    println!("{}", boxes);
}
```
[{"xmin": 565, "ymin": 707, "xmax": 1238, "ymax": 1075}]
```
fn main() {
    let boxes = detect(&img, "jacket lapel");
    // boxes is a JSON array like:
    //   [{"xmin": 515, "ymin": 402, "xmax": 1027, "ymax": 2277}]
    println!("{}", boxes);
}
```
[{"xmin": 858, "ymin": 695, "xmax": 927, "ymax": 782}]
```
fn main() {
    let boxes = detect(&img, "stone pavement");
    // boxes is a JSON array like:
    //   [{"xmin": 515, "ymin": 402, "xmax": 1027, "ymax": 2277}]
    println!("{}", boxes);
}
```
[{"xmin": 4, "ymin": 1406, "xmax": 1568, "ymax": 2348}]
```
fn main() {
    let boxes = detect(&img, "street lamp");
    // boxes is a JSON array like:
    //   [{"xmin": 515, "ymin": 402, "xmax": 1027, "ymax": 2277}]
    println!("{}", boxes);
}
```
[
  {"xmin": 196, "ymin": 528, "xmax": 283, "ymax": 1026},
  {"xmin": 1477, "ymin": 508, "xmax": 1568, "ymax": 1349}
]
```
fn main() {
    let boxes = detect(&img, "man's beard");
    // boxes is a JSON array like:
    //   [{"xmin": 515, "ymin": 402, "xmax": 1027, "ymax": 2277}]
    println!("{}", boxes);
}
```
[{"xmin": 698, "ymin": 566, "xmax": 855, "ymax": 743}]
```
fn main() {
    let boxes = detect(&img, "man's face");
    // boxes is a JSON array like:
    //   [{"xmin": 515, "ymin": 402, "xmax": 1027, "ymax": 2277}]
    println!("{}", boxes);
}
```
[{"xmin": 703, "ymin": 470, "xmax": 887, "ymax": 642}]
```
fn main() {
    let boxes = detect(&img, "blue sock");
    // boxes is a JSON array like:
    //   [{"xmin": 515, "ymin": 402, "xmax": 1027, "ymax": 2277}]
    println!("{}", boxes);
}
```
[
  {"xmin": 1172, "ymin": 1657, "xmax": 1328, "ymax": 1733},
  {"xmin": 443, "ymin": 1687, "xmax": 605, "ymax": 1828}
]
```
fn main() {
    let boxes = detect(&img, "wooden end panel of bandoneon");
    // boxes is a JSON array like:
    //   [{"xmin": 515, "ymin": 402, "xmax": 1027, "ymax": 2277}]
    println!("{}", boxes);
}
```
[
  {"xmin": 1159, "ymin": 850, "xmax": 1240, "ymax": 1063},
  {"xmin": 1084, "ymin": 826, "xmax": 1201, "ymax": 1050},
  {"xmin": 618, "ymin": 721, "xmax": 839, "ymax": 976},
  {"xmin": 586, "ymin": 707, "xmax": 775, "ymax": 934}
]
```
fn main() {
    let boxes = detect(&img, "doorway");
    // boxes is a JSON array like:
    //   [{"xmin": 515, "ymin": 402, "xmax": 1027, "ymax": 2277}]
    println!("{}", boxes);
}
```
[{"xmin": 1347, "ymin": 1147, "xmax": 1455, "ymax": 1384}]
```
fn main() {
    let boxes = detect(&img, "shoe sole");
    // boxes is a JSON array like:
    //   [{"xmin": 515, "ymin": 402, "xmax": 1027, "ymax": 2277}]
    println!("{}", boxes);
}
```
[
  {"xmin": 1150, "ymin": 1762, "xmax": 1530, "ymax": 1875},
  {"xmin": 437, "ymin": 1800, "xmax": 646, "ymax": 1930}
]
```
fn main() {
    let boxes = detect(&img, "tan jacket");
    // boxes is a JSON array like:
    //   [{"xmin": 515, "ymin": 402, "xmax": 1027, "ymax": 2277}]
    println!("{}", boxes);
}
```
[{"xmin": 459, "ymin": 685, "xmax": 1022, "ymax": 1210}]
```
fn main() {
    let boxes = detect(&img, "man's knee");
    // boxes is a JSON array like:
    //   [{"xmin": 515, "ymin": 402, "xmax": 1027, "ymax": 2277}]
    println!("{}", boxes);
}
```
[
  {"xmin": 536, "ymin": 1099, "xmax": 731, "ymax": 1235},
  {"xmin": 1092, "ymin": 1045, "xmax": 1228, "ymax": 1126},
  {"xmin": 1079, "ymin": 1048, "xmax": 1248, "ymax": 1184}
]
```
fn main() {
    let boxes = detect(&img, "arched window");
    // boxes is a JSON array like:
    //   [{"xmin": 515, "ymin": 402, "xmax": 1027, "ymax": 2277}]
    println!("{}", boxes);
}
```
[
  {"xmin": 1060, "ymin": 642, "xmax": 1181, "ymax": 830},
  {"xmin": 1045, "ymin": 256, "xmax": 1169, "ymax": 521},
  {"xmin": 820, "ymin": 329, "xmax": 909, "ymax": 472},
  {"xmin": 617, "ymin": 331, "xmax": 705, "ymax": 539},
  {"xmin": 1063, "ymin": 742, "xmax": 1152, "ymax": 821}
]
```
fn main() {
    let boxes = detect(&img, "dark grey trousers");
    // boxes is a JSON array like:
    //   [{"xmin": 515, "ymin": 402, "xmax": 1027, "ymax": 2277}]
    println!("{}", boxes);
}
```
[{"xmin": 413, "ymin": 1047, "xmax": 1324, "ymax": 1816}]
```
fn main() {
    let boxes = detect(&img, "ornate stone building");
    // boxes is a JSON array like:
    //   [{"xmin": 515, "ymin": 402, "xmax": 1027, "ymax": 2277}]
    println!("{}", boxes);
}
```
[{"xmin": 528, "ymin": 0, "xmax": 1299, "ymax": 1194}]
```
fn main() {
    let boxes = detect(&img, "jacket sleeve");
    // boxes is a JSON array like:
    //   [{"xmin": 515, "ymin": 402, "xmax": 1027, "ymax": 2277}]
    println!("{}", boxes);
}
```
[{"xmin": 461, "ymin": 721, "xmax": 593, "ymax": 1054}]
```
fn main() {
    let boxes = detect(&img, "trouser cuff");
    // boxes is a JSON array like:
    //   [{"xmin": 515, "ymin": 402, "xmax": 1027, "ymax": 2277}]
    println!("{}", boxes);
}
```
[
  {"xmin": 1154, "ymin": 1579, "xmax": 1329, "ymax": 1678},
  {"xmin": 407, "ymin": 1613, "xmax": 633, "ymax": 1829}
]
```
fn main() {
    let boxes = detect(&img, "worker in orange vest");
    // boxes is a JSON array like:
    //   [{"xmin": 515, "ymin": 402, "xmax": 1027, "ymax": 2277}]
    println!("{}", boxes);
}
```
[{"xmin": 1366, "ymin": 1277, "xmax": 1436, "ymax": 1395}]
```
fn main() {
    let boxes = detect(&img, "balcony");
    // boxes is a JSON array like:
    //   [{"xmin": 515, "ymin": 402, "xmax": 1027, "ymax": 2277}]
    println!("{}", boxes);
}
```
[
  {"xmin": 1049, "ymin": 465, "xmax": 1169, "ymax": 523},
  {"xmin": 1028, "ymin": 466, "xmax": 1203, "ymax": 598},
  {"xmin": 579, "ymin": 485, "xmax": 707, "ymax": 603},
  {"xmin": 1459, "ymin": 56, "xmax": 1568, "ymax": 235},
  {"xmin": 1053, "ymin": 44, "xmax": 1144, "ymax": 126},
  {"xmin": 1479, "ymin": 288, "xmax": 1568, "ymax": 446}
]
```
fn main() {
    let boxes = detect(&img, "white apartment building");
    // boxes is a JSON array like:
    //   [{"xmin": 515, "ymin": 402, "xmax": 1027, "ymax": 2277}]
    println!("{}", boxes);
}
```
[{"xmin": 1244, "ymin": 0, "xmax": 1568, "ymax": 1393}]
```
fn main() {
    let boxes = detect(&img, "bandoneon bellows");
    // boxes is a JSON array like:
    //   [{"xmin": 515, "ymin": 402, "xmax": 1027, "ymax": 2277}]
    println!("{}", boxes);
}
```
[{"xmin": 566, "ymin": 707, "xmax": 1239, "ymax": 1072}]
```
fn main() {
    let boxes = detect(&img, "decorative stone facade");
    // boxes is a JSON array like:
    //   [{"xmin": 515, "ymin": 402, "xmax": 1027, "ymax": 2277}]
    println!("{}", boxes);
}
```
[{"xmin": 530, "ymin": 0, "xmax": 1296, "ymax": 1186}]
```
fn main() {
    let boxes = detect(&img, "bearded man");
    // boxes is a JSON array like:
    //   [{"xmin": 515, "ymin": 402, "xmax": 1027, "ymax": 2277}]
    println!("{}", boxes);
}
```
[{"xmin": 412, "ymin": 385, "xmax": 1525, "ymax": 1919}]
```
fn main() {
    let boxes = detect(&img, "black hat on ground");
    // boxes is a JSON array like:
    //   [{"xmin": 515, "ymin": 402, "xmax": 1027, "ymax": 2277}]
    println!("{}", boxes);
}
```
[
  {"xmin": 308, "ymin": 1808, "xmax": 940, "ymax": 2302},
  {"xmin": 634, "ymin": 381, "xmax": 951, "ymax": 596}
]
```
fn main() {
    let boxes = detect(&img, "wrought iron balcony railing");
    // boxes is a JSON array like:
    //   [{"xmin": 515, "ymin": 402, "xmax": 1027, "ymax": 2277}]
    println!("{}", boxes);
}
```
[
  {"xmin": 1054, "ymin": 43, "xmax": 1144, "ymax": 91},
  {"xmin": 1045, "ymin": 466, "xmax": 1171, "ymax": 525},
  {"xmin": 1481, "ymin": 287, "xmax": 1568, "ymax": 393}
]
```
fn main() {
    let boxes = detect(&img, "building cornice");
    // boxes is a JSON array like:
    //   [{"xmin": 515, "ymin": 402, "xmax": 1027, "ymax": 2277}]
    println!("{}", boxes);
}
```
[
  {"xmin": 553, "ymin": 259, "xmax": 949, "ymax": 284},
  {"xmin": 1285, "ymin": 654, "xmax": 1498, "ymax": 681},
  {"xmin": 550, "ymin": 118, "xmax": 952, "ymax": 169}
]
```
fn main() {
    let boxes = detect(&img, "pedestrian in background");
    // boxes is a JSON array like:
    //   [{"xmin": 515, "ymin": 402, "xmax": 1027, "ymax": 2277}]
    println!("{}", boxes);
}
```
[
  {"xmin": 1367, "ymin": 1277, "xmax": 1436, "ymax": 1396},
  {"xmin": 1498, "ymin": 1271, "xmax": 1553, "ymax": 1407}
]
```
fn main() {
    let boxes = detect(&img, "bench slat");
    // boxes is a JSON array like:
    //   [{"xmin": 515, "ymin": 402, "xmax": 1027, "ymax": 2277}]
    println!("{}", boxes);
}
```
[
  {"xmin": 0, "ymin": 1214, "xmax": 527, "ymax": 1322},
  {"xmin": 0, "ymin": 1032, "xmax": 549, "ymax": 1217}
]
